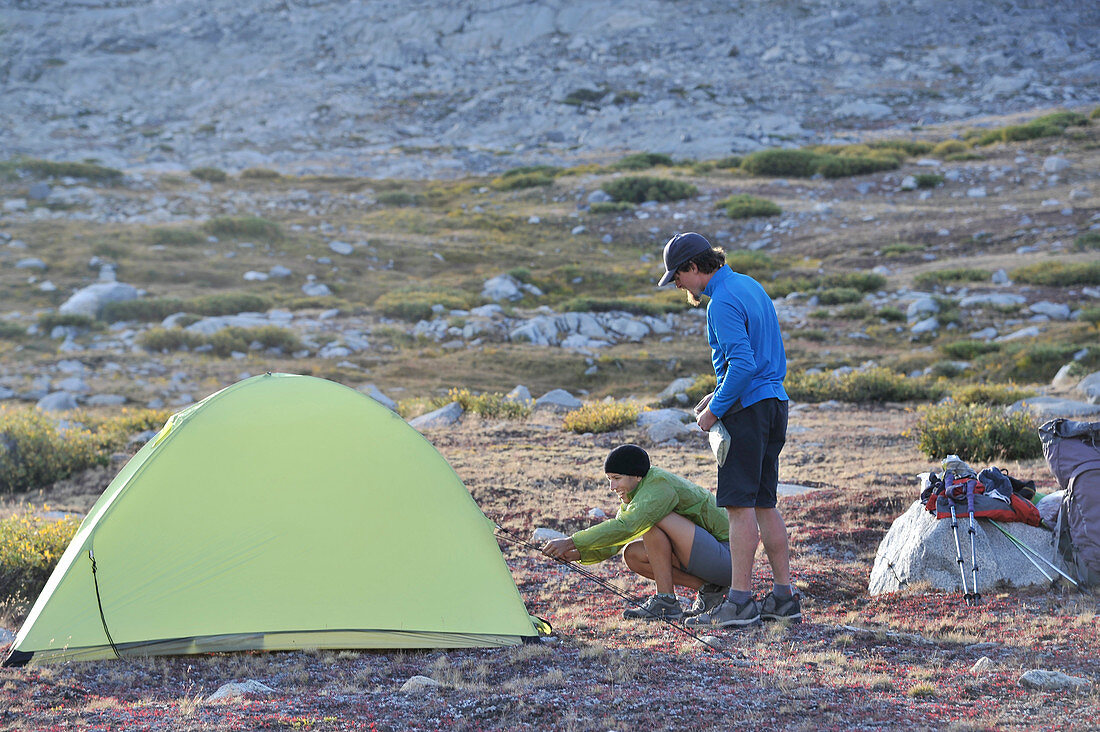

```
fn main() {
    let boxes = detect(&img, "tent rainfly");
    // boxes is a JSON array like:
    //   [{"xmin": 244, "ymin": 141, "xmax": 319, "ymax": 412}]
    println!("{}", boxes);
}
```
[{"xmin": 3, "ymin": 373, "xmax": 542, "ymax": 667}]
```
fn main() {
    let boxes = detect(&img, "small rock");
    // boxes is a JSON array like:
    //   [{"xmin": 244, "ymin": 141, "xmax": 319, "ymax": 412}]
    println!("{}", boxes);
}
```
[
  {"xmin": 36, "ymin": 391, "xmax": 78, "ymax": 411},
  {"xmin": 408, "ymin": 401, "xmax": 464, "ymax": 430},
  {"xmin": 328, "ymin": 240, "xmax": 354, "ymax": 255},
  {"xmin": 966, "ymin": 187, "xmax": 987, "ymax": 198},
  {"xmin": 400, "ymin": 675, "xmax": 441, "ymax": 694},
  {"xmin": 588, "ymin": 507, "xmax": 607, "ymax": 520},
  {"xmin": 358, "ymin": 383, "xmax": 397, "ymax": 411},
  {"xmin": 1018, "ymin": 669, "xmax": 1090, "ymax": 692},
  {"xmin": 970, "ymin": 657, "xmax": 994, "ymax": 674},
  {"xmin": 531, "ymin": 527, "xmax": 568, "ymax": 542},
  {"xmin": 1042, "ymin": 156, "xmax": 1071, "ymax": 174},
  {"xmin": 28, "ymin": 182, "xmax": 52, "ymax": 200},
  {"xmin": 207, "ymin": 679, "xmax": 276, "ymax": 702},
  {"xmin": 301, "ymin": 283, "xmax": 332, "ymax": 297},
  {"xmin": 534, "ymin": 389, "xmax": 582, "ymax": 411}
]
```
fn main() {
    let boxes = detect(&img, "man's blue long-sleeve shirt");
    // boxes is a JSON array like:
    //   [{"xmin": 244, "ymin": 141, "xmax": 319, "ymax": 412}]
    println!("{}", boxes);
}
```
[{"xmin": 703, "ymin": 265, "xmax": 788, "ymax": 418}]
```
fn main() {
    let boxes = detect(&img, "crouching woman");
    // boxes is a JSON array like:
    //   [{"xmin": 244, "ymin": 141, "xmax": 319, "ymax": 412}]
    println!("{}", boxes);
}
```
[{"xmin": 541, "ymin": 444, "xmax": 731, "ymax": 621}]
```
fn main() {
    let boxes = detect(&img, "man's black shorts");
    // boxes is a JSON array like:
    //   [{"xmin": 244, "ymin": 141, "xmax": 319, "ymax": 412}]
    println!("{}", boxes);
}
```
[{"xmin": 716, "ymin": 398, "xmax": 788, "ymax": 508}]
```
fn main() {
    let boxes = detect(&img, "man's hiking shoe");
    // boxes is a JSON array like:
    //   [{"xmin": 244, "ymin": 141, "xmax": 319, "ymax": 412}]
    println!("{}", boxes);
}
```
[
  {"xmin": 684, "ymin": 596, "xmax": 761, "ymax": 628},
  {"xmin": 686, "ymin": 583, "xmax": 730, "ymax": 617},
  {"xmin": 623, "ymin": 594, "xmax": 683, "ymax": 621},
  {"xmin": 760, "ymin": 591, "xmax": 802, "ymax": 623}
]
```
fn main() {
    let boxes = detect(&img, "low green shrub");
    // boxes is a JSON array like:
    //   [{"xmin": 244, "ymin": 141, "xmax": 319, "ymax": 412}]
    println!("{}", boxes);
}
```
[
  {"xmin": 102, "ymin": 298, "xmax": 185, "ymax": 322},
  {"xmin": 0, "ymin": 409, "xmax": 100, "ymax": 493},
  {"xmin": 914, "ymin": 402, "xmax": 1041, "ymax": 462},
  {"xmin": 877, "ymin": 306, "xmax": 905, "ymax": 322},
  {"xmin": 827, "ymin": 272, "xmax": 887, "ymax": 293},
  {"xmin": 816, "ymin": 287, "xmax": 863, "ymax": 305},
  {"xmin": 714, "ymin": 156, "xmax": 743, "ymax": 169},
  {"xmin": 589, "ymin": 201, "xmax": 634, "ymax": 214},
  {"xmin": 500, "ymin": 165, "xmax": 561, "ymax": 179},
  {"xmin": 0, "ymin": 512, "xmax": 81, "ymax": 602},
  {"xmin": 785, "ymin": 368, "xmax": 947, "ymax": 404},
  {"xmin": 602, "ymin": 176, "xmax": 697, "ymax": 204},
  {"xmin": 724, "ymin": 251, "xmax": 775, "ymax": 280},
  {"xmin": 490, "ymin": 172, "xmax": 554, "ymax": 191},
  {"xmin": 138, "ymin": 325, "xmax": 300, "ymax": 356},
  {"xmin": 0, "ymin": 321, "xmax": 25, "ymax": 339},
  {"xmin": 202, "ymin": 216, "xmax": 283, "ymax": 241},
  {"xmin": 913, "ymin": 268, "xmax": 989, "ymax": 289},
  {"xmin": 717, "ymin": 194, "xmax": 781, "ymax": 219},
  {"xmin": 1092, "ymin": 107, "xmax": 1100, "ymax": 120},
  {"xmin": 931, "ymin": 140, "xmax": 969, "ymax": 156},
  {"xmin": 1074, "ymin": 231, "xmax": 1100, "ymax": 251},
  {"xmin": 562, "ymin": 88, "xmax": 606, "ymax": 106},
  {"xmin": 741, "ymin": 149, "xmax": 820, "ymax": 177},
  {"xmin": 881, "ymin": 243, "xmax": 924, "ymax": 257},
  {"xmin": 374, "ymin": 289, "xmax": 474, "ymax": 321},
  {"xmin": 684, "ymin": 374, "xmax": 716, "ymax": 405},
  {"xmin": 561, "ymin": 297, "xmax": 687, "ymax": 316},
  {"xmin": 190, "ymin": 166, "xmax": 227, "ymax": 183},
  {"xmin": 149, "ymin": 227, "xmax": 204, "ymax": 246},
  {"xmin": 4, "ymin": 158, "xmax": 123, "ymax": 183},
  {"xmin": 941, "ymin": 340, "xmax": 1002, "ymax": 360},
  {"xmin": 816, "ymin": 155, "xmax": 898, "ymax": 178},
  {"xmin": 740, "ymin": 147, "xmax": 901, "ymax": 178},
  {"xmin": 138, "ymin": 327, "xmax": 205, "ymax": 352},
  {"xmin": 951, "ymin": 384, "xmax": 1036, "ymax": 406},
  {"xmin": 1011, "ymin": 261, "xmax": 1100, "ymax": 287},
  {"xmin": 432, "ymin": 388, "xmax": 532, "ymax": 419},
  {"xmin": 975, "ymin": 111, "xmax": 1089, "ymax": 146},
  {"xmin": 37, "ymin": 313, "xmax": 96, "ymax": 331},
  {"xmin": 915, "ymin": 173, "xmax": 945, "ymax": 189},
  {"xmin": 610, "ymin": 153, "xmax": 674, "ymax": 171},
  {"xmin": 376, "ymin": 190, "xmax": 423, "ymax": 206},
  {"xmin": 207, "ymin": 326, "xmax": 301, "ymax": 357},
  {"xmin": 189, "ymin": 293, "xmax": 272, "ymax": 316},
  {"xmin": 562, "ymin": 402, "xmax": 642, "ymax": 434},
  {"xmin": 1080, "ymin": 307, "xmax": 1100, "ymax": 328},
  {"xmin": 240, "ymin": 168, "xmax": 282, "ymax": 179}
]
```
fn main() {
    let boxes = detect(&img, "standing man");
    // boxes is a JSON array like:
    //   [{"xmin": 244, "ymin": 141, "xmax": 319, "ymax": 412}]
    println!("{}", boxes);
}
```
[{"xmin": 657, "ymin": 232, "xmax": 801, "ymax": 627}]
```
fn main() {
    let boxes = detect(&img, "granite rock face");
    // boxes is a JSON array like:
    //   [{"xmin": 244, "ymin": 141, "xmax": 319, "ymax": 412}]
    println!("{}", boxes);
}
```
[{"xmin": 3, "ymin": 0, "xmax": 1097, "ymax": 177}]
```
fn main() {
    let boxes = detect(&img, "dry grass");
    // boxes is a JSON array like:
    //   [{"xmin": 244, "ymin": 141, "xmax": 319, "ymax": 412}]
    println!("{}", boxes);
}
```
[{"xmin": 1, "ymin": 114, "xmax": 1100, "ymax": 729}]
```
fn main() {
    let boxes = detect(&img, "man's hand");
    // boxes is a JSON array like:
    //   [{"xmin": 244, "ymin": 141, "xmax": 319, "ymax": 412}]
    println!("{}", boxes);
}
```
[
  {"xmin": 696, "ymin": 406, "xmax": 718, "ymax": 432},
  {"xmin": 693, "ymin": 391, "xmax": 714, "ymax": 417},
  {"xmin": 541, "ymin": 537, "xmax": 580, "ymax": 561}
]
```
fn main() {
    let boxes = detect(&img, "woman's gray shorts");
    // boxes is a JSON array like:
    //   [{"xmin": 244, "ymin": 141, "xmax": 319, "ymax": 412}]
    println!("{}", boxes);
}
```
[{"xmin": 681, "ymin": 524, "xmax": 732, "ymax": 587}]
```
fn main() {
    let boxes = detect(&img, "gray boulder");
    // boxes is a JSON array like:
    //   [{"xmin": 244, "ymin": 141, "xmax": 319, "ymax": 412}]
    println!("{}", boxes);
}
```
[
  {"xmin": 534, "ymin": 389, "xmax": 582, "ymax": 412},
  {"xmin": 482, "ymin": 274, "xmax": 524, "ymax": 302},
  {"xmin": 1019, "ymin": 669, "xmax": 1090, "ymax": 692},
  {"xmin": 637, "ymin": 408, "xmax": 693, "ymax": 426},
  {"xmin": 1042, "ymin": 156, "xmax": 1071, "ymax": 174},
  {"xmin": 646, "ymin": 419, "xmax": 695, "ymax": 443},
  {"xmin": 658, "ymin": 377, "xmax": 697, "ymax": 404},
  {"xmin": 207, "ymin": 680, "xmax": 277, "ymax": 702},
  {"xmin": 1006, "ymin": 397, "xmax": 1100, "ymax": 419},
  {"xmin": 959, "ymin": 293, "xmax": 1027, "ymax": 308},
  {"xmin": 1029, "ymin": 301, "xmax": 1071, "ymax": 320},
  {"xmin": 36, "ymin": 391, "xmax": 79, "ymax": 411},
  {"xmin": 1075, "ymin": 372, "xmax": 1100, "ymax": 404},
  {"xmin": 906, "ymin": 297, "xmax": 939, "ymax": 321},
  {"xmin": 59, "ymin": 282, "xmax": 139, "ymax": 318},
  {"xmin": 408, "ymin": 401, "xmax": 464, "ymax": 430},
  {"xmin": 358, "ymin": 383, "xmax": 397, "ymax": 411},
  {"xmin": 506, "ymin": 385, "xmax": 533, "ymax": 405},
  {"xmin": 869, "ymin": 501, "xmax": 1063, "ymax": 596},
  {"xmin": 85, "ymin": 394, "xmax": 128, "ymax": 407}
]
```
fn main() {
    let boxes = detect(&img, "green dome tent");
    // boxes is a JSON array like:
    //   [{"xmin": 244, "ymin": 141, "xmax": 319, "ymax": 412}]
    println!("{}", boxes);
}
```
[{"xmin": 4, "ymin": 373, "xmax": 541, "ymax": 667}]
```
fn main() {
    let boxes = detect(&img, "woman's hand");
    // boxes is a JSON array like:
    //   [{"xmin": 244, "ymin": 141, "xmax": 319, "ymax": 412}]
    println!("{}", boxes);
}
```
[{"xmin": 541, "ymin": 537, "xmax": 580, "ymax": 561}]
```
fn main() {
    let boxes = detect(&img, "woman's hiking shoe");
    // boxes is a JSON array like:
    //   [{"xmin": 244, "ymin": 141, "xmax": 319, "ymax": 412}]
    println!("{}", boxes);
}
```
[
  {"xmin": 760, "ymin": 591, "xmax": 802, "ymax": 623},
  {"xmin": 686, "ymin": 583, "xmax": 730, "ymax": 617},
  {"xmin": 684, "ymin": 596, "xmax": 761, "ymax": 628},
  {"xmin": 623, "ymin": 594, "xmax": 684, "ymax": 621}
]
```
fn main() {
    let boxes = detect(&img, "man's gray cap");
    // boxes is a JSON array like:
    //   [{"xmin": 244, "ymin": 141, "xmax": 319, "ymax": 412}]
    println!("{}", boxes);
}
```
[{"xmin": 657, "ymin": 232, "xmax": 712, "ymax": 286}]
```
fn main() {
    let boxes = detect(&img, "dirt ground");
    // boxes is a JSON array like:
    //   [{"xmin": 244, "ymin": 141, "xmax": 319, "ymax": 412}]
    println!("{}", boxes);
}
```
[{"xmin": 2, "ymin": 405, "xmax": 1097, "ymax": 731}]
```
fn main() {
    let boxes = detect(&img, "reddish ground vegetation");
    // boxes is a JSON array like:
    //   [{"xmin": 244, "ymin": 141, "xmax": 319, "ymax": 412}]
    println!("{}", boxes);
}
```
[{"xmin": 1, "ymin": 408, "xmax": 1097, "ymax": 730}]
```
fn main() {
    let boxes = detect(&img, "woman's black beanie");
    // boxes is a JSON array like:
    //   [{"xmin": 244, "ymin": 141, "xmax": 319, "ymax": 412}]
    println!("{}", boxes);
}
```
[{"xmin": 604, "ymin": 444, "xmax": 650, "ymax": 477}]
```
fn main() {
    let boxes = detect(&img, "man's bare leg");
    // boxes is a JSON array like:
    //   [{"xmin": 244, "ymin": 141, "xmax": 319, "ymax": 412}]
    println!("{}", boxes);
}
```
[
  {"xmin": 727, "ymin": 506, "xmax": 760, "ymax": 593},
  {"xmin": 755, "ymin": 507, "xmax": 791, "ymax": 587}
]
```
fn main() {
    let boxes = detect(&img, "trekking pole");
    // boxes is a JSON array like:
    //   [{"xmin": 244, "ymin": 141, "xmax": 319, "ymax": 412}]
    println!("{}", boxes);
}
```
[
  {"xmin": 965, "ymin": 479, "xmax": 981, "ymax": 606},
  {"xmin": 989, "ymin": 520, "xmax": 1079, "ymax": 587},
  {"xmin": 947, "ymin": 502, "xmax": 972, "ymax": 603},
  {"xmin": 492, "ymin": 524, "xmax": 736, "ymax": 656}
]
